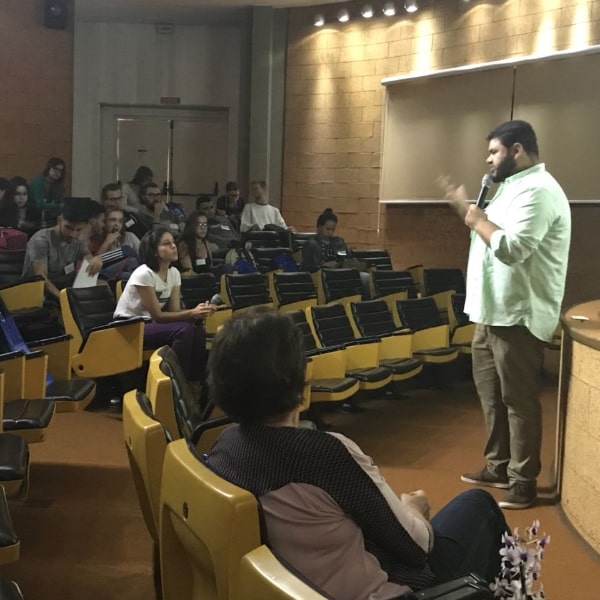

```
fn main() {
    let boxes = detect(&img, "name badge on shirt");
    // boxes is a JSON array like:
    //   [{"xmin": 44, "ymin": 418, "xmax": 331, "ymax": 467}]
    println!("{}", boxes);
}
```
[
  {"xmin": 169, "ymin": 223, "xmax": 179, "ymax": 231},
  {"xmin": 337, "ymin": 250, "xmax": 347, "ymax": 257},
  {"xmin": 64, "ymin": 262, "xmax": 75, "ymax": 275},
  {"xmin": 125, "ymin": 219, "xmax": 135, "ymax": 228},
  {"xmin": 195, "ymin": 258, "xmax": 207, "ymax": 266},
  {"xmin": 220, "ymin": 224, "xmax": 231, "ymax": 231}
]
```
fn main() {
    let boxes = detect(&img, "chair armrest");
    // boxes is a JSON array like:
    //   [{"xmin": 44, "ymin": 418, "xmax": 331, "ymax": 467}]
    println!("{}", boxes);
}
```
[
  {"xmin": 344, "ymin": 339, "xmax": 380, "ymax": 370},
  {"xmin": 379, "ymin": 332, "xmax": 413, "ymax": 360},
  {"xmin": 73, "ymin": 319, "xmax": 144, "ymax": 378},
  {"xmin": 412, "ymin": 325, "xmax": 450, "ymax": 352},
  {"xmin": 29, "ymin": 334, "xmax": 73, "ymax": 380},
  {"xmin": 307, "ymin": 348, "xmax": 347, "ymax": 379},
  {"xmin": 24, "ymin": 351, "xmax": 48, "ymax": 400},
  {"xmin": 190, "ymin": 415, "xmax": 233, "ymax": 446}
]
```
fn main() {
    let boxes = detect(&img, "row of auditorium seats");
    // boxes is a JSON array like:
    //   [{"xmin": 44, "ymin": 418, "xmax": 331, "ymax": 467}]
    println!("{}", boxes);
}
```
[{"xmin": 124, "ymin": 345, "xmax": 492, "ymax": 599}]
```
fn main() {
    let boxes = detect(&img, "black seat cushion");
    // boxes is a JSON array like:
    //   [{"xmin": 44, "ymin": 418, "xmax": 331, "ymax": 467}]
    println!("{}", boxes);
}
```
[
  {"xmin": 346, "ymin": 366, "xmax": 391, "ymax": 383},
  {"xmin": 3, "ymin": 399, "xmax": 55, "ymax": 430},
  {"xmin": 0, "ymin": 434, "xmax": 28, "ymax": 482},
  {"xmin": 381, "ymin": 357, "xmax": 422, "ymax": 374},
  {"xmin": 311, "ymin": 377, "xmax": 358, "ymax": 393},
  {"xmin": 46, "ymin": 378, "xmax": 96, "ymax": 402}
]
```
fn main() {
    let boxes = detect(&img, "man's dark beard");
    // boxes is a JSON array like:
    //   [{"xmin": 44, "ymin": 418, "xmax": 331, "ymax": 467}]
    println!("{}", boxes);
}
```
[{"xmin": 492, "ymin": 153, "xmax": 517, "ymax": 183}]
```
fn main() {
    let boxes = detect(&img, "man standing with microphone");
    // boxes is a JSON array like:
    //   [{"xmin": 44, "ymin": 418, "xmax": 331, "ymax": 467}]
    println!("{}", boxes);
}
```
[{"xmin": 443, "ymin": 120, "xmax": 571, "ymax": 509}]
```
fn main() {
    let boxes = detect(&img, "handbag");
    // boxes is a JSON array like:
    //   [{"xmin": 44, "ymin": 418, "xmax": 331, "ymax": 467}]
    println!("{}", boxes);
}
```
[{"xmin": 404, "ymin": 573, "xmax": 493, "ymax": 599}]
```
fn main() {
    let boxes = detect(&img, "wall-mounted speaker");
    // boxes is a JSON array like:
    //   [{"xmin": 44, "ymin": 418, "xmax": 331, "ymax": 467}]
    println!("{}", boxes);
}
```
[{"xmin": 44, "ymin": 0, "xmax": 68, "ymax": 30}]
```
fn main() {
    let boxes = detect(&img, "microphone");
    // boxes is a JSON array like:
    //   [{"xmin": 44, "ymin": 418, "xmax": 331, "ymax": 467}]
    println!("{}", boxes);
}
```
[
  {"xmin": 476, "ymin": 174, "xmax": 494, "ymax": 209},
  {"xmin": 210, "ymin": 293, "xmax": 223, "ymax": 306}
]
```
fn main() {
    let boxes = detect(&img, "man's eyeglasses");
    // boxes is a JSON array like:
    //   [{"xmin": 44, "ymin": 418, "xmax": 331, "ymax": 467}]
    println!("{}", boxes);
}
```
[
  {"xmin": 146, "ymin": 192, "xmax": 162, "ymax": 198},
  {"xmin": 196, "ymin": 222, "xmax": 209, "ymax": 228}
]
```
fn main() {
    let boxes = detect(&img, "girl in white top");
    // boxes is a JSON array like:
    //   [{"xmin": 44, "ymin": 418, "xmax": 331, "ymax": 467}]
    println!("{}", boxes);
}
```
[{"xmin": 114, "ymin": 226, "xmax": 216, "ymax": 382}]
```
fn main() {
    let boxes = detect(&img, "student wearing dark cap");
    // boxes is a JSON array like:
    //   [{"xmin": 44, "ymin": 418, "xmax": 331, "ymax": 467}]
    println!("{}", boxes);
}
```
[{"xmin": 22, "ymin": 199, "xmax": 102, "ymax": 300}]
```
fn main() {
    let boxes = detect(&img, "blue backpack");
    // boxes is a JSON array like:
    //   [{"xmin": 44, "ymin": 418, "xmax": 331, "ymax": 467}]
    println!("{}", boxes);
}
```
[{"xmin": 272, "ymin": 252, "xmax": 298, "ymax": 273}]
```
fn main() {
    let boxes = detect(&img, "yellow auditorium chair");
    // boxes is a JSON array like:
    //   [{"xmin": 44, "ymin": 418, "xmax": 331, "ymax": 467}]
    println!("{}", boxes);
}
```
[
  {"xmin": 122, "ymin": 388, "xmax": 171, "ymax": 599},
  {"xmin": 146, "ymin": 346, "xmax": 232, "ymax": 451},
  {"xmin": 0, "ymin": 296, "xmax": 96, "ymax": 412},
  {"xmin": 308, "ymin": 304, "xmax": 393, "ymax": 393},
  {"xmin": 267, "ymin": 271, "xmax": 318, "ymax": 312},
  {"xmin": 238, "ymin": 545, "xmax": 329, "ymax": 600},
  {"xmin": 159, "ymin": 437, "xmax": 261, "ymax": 600},
  {"xmin": 369, "ymin": 269, "xmax": 418, "ymax": 318},
  {"xmin": 60, "ymin": 286, "xmax": 145, "ymax": 378},
  {"xmin": 286, "ymin": 311, "xmax": 360, "ymax": 419},
  {"xmin": 422, "ymin": 268, "xmax": 466, "ymax": 324},
  {"xmin": 319, "ymin": 268, "xmax": 363, "ymax": 307},
  {"xmin": 349, "ymin": 300, "xmax": 423, "ymax": 385},
  {"xmin": 0, "ymin": 369, "xmax": 30, "ymax": 499},
  {"xmin": 221, "ymin": 272, "xmax": 273, "ymax": 312},
  {"xmin": 0, "ymin": 350, "xmax": 55, "ymax": 443},
  {"xmin": 350, "ymin": 248, "xmax": 393, "ymax": 271},
  {"xmin": 179, "ymin": 273, "xmax": 232, "ymax": 348},
  {"xmin": 394, "ymin": 298, "xmax": 459, "ymax": 388}
]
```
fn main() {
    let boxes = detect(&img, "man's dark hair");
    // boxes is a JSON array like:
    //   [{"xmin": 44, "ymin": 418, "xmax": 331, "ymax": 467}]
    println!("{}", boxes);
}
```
[
  {"xmin": 487, "ymin": 120, "xmax": 539, "ymax": 158},
  {"xmin": 208, "ymin": 306, "xmax": 306, "ymax": 423},
  {"xmin": 101, "ymin": 182, "xmax": 121, "ymax": 199},
  {"xmin": 225, "ymin": 181, "xmax": 239, "ymax": 193},
  {"xmin": 195, "ymin": 194, "xmax": 214, "ymax": 210},
  {"xmin": 139, "ymin": 226, "xmax": 170, "ymax": 271},
  {"xmin": 61, "ymin": 197, "xmax": 98, "ymax": 223}
]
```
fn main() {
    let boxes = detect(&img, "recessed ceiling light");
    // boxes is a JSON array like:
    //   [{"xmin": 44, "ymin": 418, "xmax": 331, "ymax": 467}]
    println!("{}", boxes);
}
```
[
  {"xmin": 337, "ymin": 9, "xmax": 350, "ymax": 23},
  {"xmin": 404, "ymin": 0, "xmax": 418, "ymax": 13},
  {"xmin": 314, "ymin": 13, "xmax": 325, "ymax": 27},
  {"xmin": 382, "ymin": 2, "xmax": 396, "ymax": 17},
  {"xmin": 361, "ymin": 4, "xmax": 374, "ymax": 18}
]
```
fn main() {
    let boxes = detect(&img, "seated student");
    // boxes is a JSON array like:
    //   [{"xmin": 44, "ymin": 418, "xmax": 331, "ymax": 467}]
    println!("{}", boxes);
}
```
[
  {"xmin": 121, "ymin": 165, "xmax": 153, "ymax": 215},
  {"xmin": 101, "ymin": 182, "xmax": 147, "ymax": 240},
  {"xmin": 240, "ymin": 180, "xmax": 295, "ymax": 234},
  {"xmin": 113, "ymin": 227, "xmax": 216, "ymax": 385},
  {"xmin": 196, "ymin": 195, "xmax": 239, "ymax": 252},
  {"xmin": 216, "ymin": 180, "xmax": 245, "ymax": 230},
  {"xmin": 22, "ymin": 200, "xmax": 103, "ymax": 300},
  {"xmin": 176, "ymin": 210, "xmax": 233, "ymax": 279},
  {"xmin": 0, "ymin": 176, "xmax": 42, "ymax": 236},
  {"xmin": 29, "ymin": 157, "xmax": 66, "ymax": 212},
  {"xmin": 207, "ymin": 307, "xmax": 509, "ymax": 600},
  {"xmin": 137, "ymin": 182, "xmax": 184, "ymax": 237},
  {"xmin": 301, "ymin": 208, "xmax": 352, "ymax": 272},
  {"xmin": 88, "ymin": 206, "xmax": 141, "ymax": 283}
]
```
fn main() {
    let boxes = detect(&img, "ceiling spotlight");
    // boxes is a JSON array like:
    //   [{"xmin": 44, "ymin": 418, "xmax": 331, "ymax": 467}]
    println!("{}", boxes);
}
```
[
  {"xmin": 404, "ymin": 0, "xmax": 418, "ymax": 12},
  {"xmin": 382, "ymin": 2, "xmax": 396, "ymax": 17},
  {"xmin": 337, "ymin": 9, "xmax": 350, "ymax": 23},
  {"xmin": 314, "ymin": 13, "xmax": 325, "ymax": 27},
  {"xmin": 361, "ymin": 4, "xmax": 374, "ymax": 18}
]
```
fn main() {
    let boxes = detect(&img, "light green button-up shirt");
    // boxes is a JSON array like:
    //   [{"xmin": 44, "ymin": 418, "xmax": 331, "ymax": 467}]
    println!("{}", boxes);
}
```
[{"xmin": 464, "ymin": 163, "xmax": 571, "ymax": 342}]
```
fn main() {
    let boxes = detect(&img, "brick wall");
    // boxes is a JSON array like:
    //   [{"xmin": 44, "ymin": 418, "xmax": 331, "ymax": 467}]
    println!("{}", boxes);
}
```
[
  {"xmin": 0, "ymin": 0, "xmax": 73, "ymax": 185},
  {"xmin": 283, "ymin": 0, "xmax": 600, "ymax": 277}
]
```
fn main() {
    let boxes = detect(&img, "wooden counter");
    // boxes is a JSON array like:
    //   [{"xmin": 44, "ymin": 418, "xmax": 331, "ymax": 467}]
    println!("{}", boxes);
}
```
[{"xmin": 558, "ymin": 300, "xmax": 600, "ymax": 553}]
